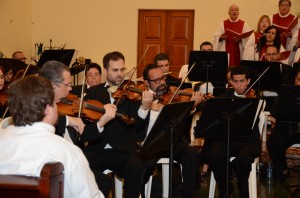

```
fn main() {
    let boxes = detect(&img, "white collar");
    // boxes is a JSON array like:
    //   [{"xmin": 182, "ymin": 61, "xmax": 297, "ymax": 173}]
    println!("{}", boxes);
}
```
[{"xmin": 278, "ymin": 12, "xmax": 290, "ymax": 18}]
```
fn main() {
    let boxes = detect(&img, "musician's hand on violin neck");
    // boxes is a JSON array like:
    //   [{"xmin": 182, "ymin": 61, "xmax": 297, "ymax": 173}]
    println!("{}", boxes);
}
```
[
  {"xmin": 97, "ymin": 104, "xmax": 117, "ymax": 128},
  {"xmin": 67, "ymin": 116, "xmax": 85, "ymax": 134},
  {"xmin": 140, "ymin": 90, "xmax": 153, "ymax": 110}
]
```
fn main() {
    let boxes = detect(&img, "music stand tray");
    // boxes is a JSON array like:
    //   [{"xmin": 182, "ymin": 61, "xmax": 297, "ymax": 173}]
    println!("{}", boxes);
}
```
[
  {"xmin": 137, "ymin": 101, "xmax": 195, "ymax": 156},
  {"xmin": 37, "ymin": 49, "xmax": 77, "ymax": 67},
  {"xmin": 188, "ymin": 51, "xmax": 228, "ymax": 88},
  {"xmin": 240, "ymin": 60, "xmax": 282, "ymax": 92},
  {"xmin": 278, "ymin": 85, "xmax": 300, "ymax": 123}
]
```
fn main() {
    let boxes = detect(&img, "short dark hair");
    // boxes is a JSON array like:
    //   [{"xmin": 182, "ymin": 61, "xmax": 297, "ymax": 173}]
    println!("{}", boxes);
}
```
[
  {"xmin": 230, "ymin": 65, "xmax": 250, "ymax": 79},
  {"xmin": 279, "ymin": 0, "xmax": 291, "ymax": 7},
  {"xmin": 102, "ymin": 51, "xmax": 125, "ymax": 70},
  {"xmin": 143, "ymin": 63, "xmax": 161, "ymax": 80},
  {"xmin": 38, "ymin": 60, "xmax": 70, "ymax": 86},
  {"xmin": 200, "ymin": 41, "xmax": 213, "ymax": 50},
  {"xmin": 86, "ymin": 63, "xmax": 102, "ymax": 75},
  {"xmin": 153, "ymin": 53, "xmax": 169, "ymax": 66},
  {"xmin": 8, "ymin": 76, "xmax": 55, "ymax": 126}
]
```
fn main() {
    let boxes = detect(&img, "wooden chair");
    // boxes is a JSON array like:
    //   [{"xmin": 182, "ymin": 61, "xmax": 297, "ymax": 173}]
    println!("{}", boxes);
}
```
[{"xmin": 0, "ymin": 162, "xmax": 64, "ymax": 198}]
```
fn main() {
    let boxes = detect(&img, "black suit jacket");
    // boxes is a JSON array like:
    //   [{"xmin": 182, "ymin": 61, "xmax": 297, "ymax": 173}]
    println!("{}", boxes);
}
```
[{"xmin": 80, "ymin": 83, "xmax": 148, "ymax": 156}]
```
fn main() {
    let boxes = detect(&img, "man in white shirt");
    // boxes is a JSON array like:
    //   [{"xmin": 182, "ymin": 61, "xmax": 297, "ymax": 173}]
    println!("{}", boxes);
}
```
[{"xmin": 0, "ymin": 75, "xmax": 104, "ymax": 198}]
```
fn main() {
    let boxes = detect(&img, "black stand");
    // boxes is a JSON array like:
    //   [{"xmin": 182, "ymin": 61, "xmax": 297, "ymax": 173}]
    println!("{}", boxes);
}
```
[
  {"xmin": 277, "ymin": 85, "xmax": 300, "ymax": 188},
  {"xmin": 188, "ymin": 51, "xmax": 229, "ymax": 92},
  {"xmin": 137, "ymin": 101, "xmax": 195, "ymax": 197},
  {"xmin": 194, "ymin": 97, "xmax": 261, "ymax": 197},
  {"xmin": 240, "ymin": 60, "xmax": 282, "ymax": 92}
]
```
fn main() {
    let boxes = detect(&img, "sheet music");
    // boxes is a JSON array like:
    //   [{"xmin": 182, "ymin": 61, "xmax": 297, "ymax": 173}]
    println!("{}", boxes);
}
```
[{"xmin": 252, "ymin": 99, "xmax": 265, "ymax": 129}]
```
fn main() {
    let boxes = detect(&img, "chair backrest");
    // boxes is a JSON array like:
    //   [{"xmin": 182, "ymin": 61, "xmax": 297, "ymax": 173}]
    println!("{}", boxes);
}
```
[{"xmin": 0, "ymin": 162, "xmax": 64, "ymax": 198}]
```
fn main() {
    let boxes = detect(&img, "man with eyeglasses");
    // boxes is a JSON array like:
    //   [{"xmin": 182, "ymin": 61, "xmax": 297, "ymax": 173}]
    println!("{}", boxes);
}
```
[
  {"xmin": 71, "ymin": 62, "xmax": 102, "ymax": 97},
  {"xmin": 12, "ymin": 51, "xmax": 27, "ymax": 63},
  {"xmin": 80, "ymin": 51, "xmax": 154, "ymax": 198},
  {"xmin": 137, "ymin": 63, "xmax": 203, "ymax": 198},
  {"xmin": 38, "ymin": 60, "xmax": 112, "ymax": 197},
  {"xmin": 270, "ymin": 0, "xmax": 299, "ymax": 51}
]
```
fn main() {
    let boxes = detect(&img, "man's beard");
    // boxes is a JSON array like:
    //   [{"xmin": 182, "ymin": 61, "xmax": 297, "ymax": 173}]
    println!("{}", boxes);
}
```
[{"xmin": 155, "ymin": 84, "xmax": 167, "ymax": 96}]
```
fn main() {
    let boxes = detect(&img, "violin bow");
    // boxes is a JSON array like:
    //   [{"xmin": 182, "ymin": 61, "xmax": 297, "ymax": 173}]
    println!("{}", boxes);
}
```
[
  {"xmin": 78, "ymin": 63, "xmax": 88, "ymax": 118},
  {"xmin": 1, "ymin": 59, "xmax": 33, "ymax": 119},
  {"xmin": 168, "ymin": 62, "xmax": 196, "ymax": 104},
  {"xmin": 242, "ymin": 66, "xmax": 270, "ymax": 97}
]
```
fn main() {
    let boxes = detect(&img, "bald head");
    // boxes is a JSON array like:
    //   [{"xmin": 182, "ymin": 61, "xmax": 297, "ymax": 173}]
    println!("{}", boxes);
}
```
[{"xmin": 228, "ymin": 4, "xmax": 239, "ymax": 21}]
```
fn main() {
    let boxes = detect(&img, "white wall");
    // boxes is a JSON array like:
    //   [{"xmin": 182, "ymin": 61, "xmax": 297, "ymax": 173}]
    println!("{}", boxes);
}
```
[{"xmin": 1, "ymin": 0, "xmax": 299, "ymax": 77}]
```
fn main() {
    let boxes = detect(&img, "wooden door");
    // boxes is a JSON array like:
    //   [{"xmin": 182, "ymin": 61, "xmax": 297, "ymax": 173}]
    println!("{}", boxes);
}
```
[{"xmin": 137, "ymin": 10, "xmax": 194, "ymax": 78}]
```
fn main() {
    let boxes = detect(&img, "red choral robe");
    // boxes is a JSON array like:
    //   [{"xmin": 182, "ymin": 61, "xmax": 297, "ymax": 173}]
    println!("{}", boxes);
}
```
[
  {"xmin": 224, "ymin": 19, "xmax": 244, "ymax": 66},
  {"xmin": 254, "ymin": 31, "xmax": 263, "ymax": 44},
  {"xmin": 272, "ymin": 13, "xmax": 295, "ymax": 50}
]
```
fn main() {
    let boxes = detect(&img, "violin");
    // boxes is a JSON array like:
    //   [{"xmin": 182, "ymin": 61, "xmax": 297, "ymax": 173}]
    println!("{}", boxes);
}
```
[
  {"xmin": 244, "ymin": 88, "xmax": 256, "ymax": 98},
  {"xmin": 0, "ymin": 93, "xmax": 7, "ymax": 107},
  {"xmin": 57, "ymin": 94, "xmax": 135, "ymax": 125},
  {"xmin": 111, "ymin": 80, "xmax": 148, "ymax": 103}
]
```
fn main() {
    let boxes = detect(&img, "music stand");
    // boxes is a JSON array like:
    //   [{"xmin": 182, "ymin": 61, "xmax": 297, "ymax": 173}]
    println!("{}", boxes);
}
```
[
  {"xmin": 0, "ymin": 58, "xmax": 38, "ymax": 76},
  {"xmin": 278, "ymin": 85, "xmax": 300, "ymax": 123},
  {"xmin": 37, "ymin": 49, "xmax": 77, "ymax": 68},
  {"xmin": 240, "ymin": 60, "xmax": 282, "ymax": 92},
  {"xmin": 194, "ymin": 97, "xmax": 261, "ymax": 197},
  {"xmin": 293, "ymin": 62, "xmax": 300, "ymax": 76},
  {"xmin": 137, "ymin": 101, "xmax": 195, "ymax": 197},
  {"xmin": 188, "ymin": 51, "xmax": 228, "ymax": 92},
  {"xmin": 277, "ymin": 85, "xmax": 300, "ymax": 188}
]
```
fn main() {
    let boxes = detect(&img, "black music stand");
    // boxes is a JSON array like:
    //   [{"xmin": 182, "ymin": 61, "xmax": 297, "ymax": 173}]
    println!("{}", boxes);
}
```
[
  {"xmin": 240, "ymin": 60, "xmax": 282, "ymax": 92},
  {"xmin": 277, "ymin": 85, "xmax": 300, "ymax": 188},
  {"xmin": 137, "ymin": 101, "xmax": 195, "ymax": 197},
  {"xmin": 37, "ymin": 49, "xmax": 76, "ymax": 68},
  {"xmin": 0, "ymin": 58, "xmax": 38, "ymax": 76},
  {"xmin": 194, "ymin": 97, "xmax": 261, "ymax": 197},
  {"xmin": 188, "ymin": 51, "xmax": 228, "ymax": 92},
  {"xmin": 278, "ymin": 85, "xmax": 300, "ymax": 123}
]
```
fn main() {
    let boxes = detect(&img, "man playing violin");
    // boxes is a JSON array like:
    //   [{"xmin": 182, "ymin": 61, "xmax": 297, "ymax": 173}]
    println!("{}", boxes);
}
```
[
  {"xmin": 138, "ymin": 63, "xmax": 203, "ymax": 198},
  {"xmin": 38, "ymin": 60, "xmax": 111, "ymax": 197},
  {"xmin": 204, "ymin": 65, "xmax": 261, "ymax": 197},
  {"xmin": 81, "ymin": 51, "xmax": 153, "ymax": 198}
]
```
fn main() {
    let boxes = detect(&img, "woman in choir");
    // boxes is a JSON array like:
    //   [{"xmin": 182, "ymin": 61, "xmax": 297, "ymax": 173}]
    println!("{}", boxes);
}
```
[
  {"xmin": 243, "ymin": 15, "xmax": 271, "ymax": 60},
  {"xmin": 257, "ymin": 26, "xmax": 286, "ymax": 62}
]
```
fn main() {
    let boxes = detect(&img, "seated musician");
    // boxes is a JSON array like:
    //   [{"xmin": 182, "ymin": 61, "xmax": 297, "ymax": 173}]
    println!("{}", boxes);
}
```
[
  {"xmin": 71, "ymin": 62, "xmax": 102, "ymax": 97},
  {"xmin": 80, "ymin": 51, "xmax": 153, "ymax": 198},
  {"xmin": 154, "ymin": 53, "xmax": 181, "ymax": 83},
  {"xmin": 138, "ymin": 63, "xmax": 203, "ymax": 198},
  {"xmin": 204, "ymin": 65, "xmax": 261, "ymax": 197},
  {"xmin": 0, "ymin": 76, "xmax": 103, "ymax": 197},
  {"xmin": 4, "ymin": 64, "xmax": 13, "ymax": 85},
  {"xmin": 267, "ymin": 67, "xmax": 300, "ymax": 182},
  {"xmin": 38, "ymin": 60, "xmax": 111, "ymax": 197}
]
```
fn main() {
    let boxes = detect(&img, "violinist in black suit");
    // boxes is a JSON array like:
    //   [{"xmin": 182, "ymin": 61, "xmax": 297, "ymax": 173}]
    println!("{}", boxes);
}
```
[
  {"xmin": 71, "ymin": 62, "xmax": 102, "ymax": 97},
  {"xmin": 38, "ymin": 60, "xmax": 111, "ymax": 197},
  {"xmin": 204, "ymin": 65, "xmax": 261, "ymax": 198},
  {"xmin": 137, "ymin": 63, "xmax": 203, "ymax": 198},
  {"xmin": 80, "ymin": 51, "xmax": 154, "ymax": 198}
]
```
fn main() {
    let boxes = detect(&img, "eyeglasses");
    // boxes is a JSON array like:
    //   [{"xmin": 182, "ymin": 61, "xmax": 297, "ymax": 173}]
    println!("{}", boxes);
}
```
[
  {"xmin": 147, "ymin": 75, "xmax": 167, "ymax": 84},
  {"xmin": 55, "ymin": 81, "xmax": 72, "ymax": 88}
]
